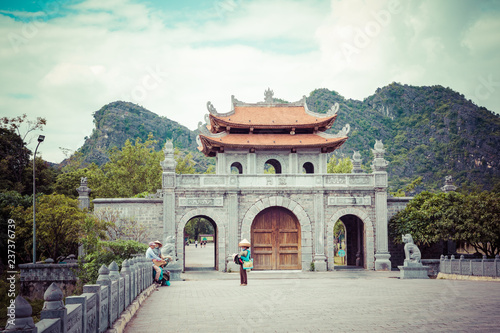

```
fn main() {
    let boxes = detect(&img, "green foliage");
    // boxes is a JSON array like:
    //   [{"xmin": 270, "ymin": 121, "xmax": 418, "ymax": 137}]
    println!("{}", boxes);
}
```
[
  {"xmin": 327, "ymin": 155, "xmax": 353, "ymax": 173},
  {"xmin": 0, "ymin": 128, "xmax": 30, "ymax": 193},
  {"xmin": 333, "ymin": 220, "xmax": 345, "ymax": 238},
  {"xmin": 175, "ymin": 148, "xmax": 196, "ymax": 174},
  {"xmin": 54, "ymin": 163, "xmax": 104, "ymax": 199},
  {"xmin": 11, "ymin": 194, "xmax": 87, "ymax": 262},
  {"xmin": 0, "ymin": 191, "xmax": 32, "ymax": 267},
  {"xmin": 94, "ymin": 135, "xmax": 162, "ymax": 198},
  {"xmin": 389, "ymin": 191, "xmax": 500, "ymax": 257},
  {"xmin": 78, "ymin": 240, "xmax": 148, "ymax": 284},
  {"xmin": 390, "ymin": 177, "xmax": 422, "ymax": 197}
]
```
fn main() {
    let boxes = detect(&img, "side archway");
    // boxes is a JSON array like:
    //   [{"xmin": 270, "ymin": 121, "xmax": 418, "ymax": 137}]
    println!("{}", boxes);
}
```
[
  {"xmin": 241, "ymin": 196, "xmax": 312, "ymax": 270},
  {"xmin": 177, "ymin": 209, "xmax": 227, "ymax": 272},
  {"xmin": 326, "ymin": 208, "xmax": 374, "ymax": 270}
]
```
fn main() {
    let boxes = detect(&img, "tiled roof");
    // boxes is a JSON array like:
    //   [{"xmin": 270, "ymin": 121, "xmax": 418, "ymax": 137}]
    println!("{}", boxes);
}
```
[
  {"xmin": 209, "ymin": 106, "xmax": 336, "ymax": 132},
  {"xmin": 198, "ymin": 133, "xmax": 347, "ymax": 156}
]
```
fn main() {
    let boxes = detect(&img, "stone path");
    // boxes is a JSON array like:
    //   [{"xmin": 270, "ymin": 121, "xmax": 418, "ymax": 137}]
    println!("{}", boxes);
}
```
[{"xmin": 125, "ymin": 248, "xmax": 500, "ymax": 332}]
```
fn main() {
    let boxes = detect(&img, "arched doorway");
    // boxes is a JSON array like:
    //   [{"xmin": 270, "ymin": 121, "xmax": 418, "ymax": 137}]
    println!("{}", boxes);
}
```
[
  {"xmin": 183, "ymin": 216, "xmax": 217, "ymax": 271},
  {"xmin": 251, "ymin": 207, "xmax": 301, "ymax": 270},
  {"xmin": 336, "ymin": 214, "xmax": 364, "ymax": 268}
]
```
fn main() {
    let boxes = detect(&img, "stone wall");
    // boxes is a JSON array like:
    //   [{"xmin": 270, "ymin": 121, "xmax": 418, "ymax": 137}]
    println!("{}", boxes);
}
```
[
  {"xmin": 19, "ymin": 263, "xmax": 79, "ymax": 300},
  {"xmin": 93, "ymin": 198, "xmax": 163, "ymax": 243},
  {"xmin": 5, "ymin": 257, "xmax": 154, "ymax": 333}
]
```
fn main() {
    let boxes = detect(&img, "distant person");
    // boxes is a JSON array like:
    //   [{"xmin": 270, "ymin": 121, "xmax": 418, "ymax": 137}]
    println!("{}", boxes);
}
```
[
  {"xmin": 195, "ymin": 240, "xmax": 198, "ymax": 248},
  {"xmin": 146, "ymin": 241, "xmax": 163, "ymax": 283},
  {"xmin": 238, "ymin": 239, "xmax": 251, "ymax": 286}
]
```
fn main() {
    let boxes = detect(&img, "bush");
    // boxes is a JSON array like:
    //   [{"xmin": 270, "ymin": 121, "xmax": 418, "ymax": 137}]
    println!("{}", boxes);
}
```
[{"xmin": 77, "ymin": 240, "xmax": 148, "ymax": 285}]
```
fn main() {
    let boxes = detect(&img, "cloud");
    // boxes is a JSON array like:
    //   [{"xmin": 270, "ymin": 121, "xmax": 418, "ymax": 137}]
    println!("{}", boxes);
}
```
[{"xmin": 0, "ymin": 0, "xmax": 498, "ymax": 163}]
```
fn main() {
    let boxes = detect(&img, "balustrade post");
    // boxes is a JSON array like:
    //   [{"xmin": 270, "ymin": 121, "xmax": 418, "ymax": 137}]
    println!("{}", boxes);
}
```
[
  {"xmin": 4, "ymin": 295, "xmax": 36, "ymax": 332},
  {"xmin": 40, "ymin": 282, "xmax": 67, "ymax": 333},
  {"xmin": 108, "ymin": 261, "xmax": 120, "ymax": 323},
  {"xmin": 121, "ymin": 259, "xmax": 131, "ymax": 308},
  {"xmin": 96, "ymin": 265, "xmax": 112, "ymax": 328}
]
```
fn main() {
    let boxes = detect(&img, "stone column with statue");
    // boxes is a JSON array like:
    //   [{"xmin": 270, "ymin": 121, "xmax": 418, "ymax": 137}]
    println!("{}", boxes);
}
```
[{"xmin": 371, "ymin": 140, "xmax": 392, "ymax": 271}]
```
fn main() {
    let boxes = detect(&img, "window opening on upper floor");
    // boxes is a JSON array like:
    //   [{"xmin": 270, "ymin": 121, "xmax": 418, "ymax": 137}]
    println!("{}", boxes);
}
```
[
  {"xmin": 264, "ymin": 159, "xmax": 282, "ymax": 174},
  {"xmin": 231, "ymin": 162, "xmax": 243, "ymax": 174},
  {"xmin": 302, "ymin": 162, "xmax": 314, "ymax": 174}
]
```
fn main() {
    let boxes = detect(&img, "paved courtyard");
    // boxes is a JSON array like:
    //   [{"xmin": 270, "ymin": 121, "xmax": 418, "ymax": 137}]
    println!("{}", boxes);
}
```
[{"xmin": 125, "ymin": 246, "xmax": 500, "ymax": 332}]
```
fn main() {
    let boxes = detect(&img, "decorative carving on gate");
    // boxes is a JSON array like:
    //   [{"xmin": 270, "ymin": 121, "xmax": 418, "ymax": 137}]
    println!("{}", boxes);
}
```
[
  {"xmin": 179, "ymin": 197, "xmax": 224, "ymax": 207},
  {"xmin": 328, "ymin": 196, "xmax": 371, "ymax": 206}
]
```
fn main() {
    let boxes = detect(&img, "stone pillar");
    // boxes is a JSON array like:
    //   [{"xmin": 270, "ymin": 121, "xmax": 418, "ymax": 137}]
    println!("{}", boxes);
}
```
[
  {"xmin": 247, "ymin": 151, "xmax": 256, "ymax": 174},
  {"xmin": 288, "ymin": 151, "xmax": 298, "ymax": 174},
  {"xmin": 352, "ymin": 151, "xmax": 363, "ymax": 173},
  {"xmin": 441, "ymin": 175, "xmax": 457, "ymax": 192},
  {"xmin": 318, "ymin": 152, "xmax": 327, "ymax": 174},
  {"xmin": 371, "ymin": 140, "xmax": 391, "ymax": 271},
  {"xmin": 217, "ymin": 152, "xmax": 226, "ymax": 174},
  {"xmin": 4, "ymin": 295, "xmax": 37, "ymax": 332},
  {"xmin": 226, "ymin": 191, "xmax": 239, "ymax": 272},
  {"xmin": 40, "ymin": 283, "xmax": 67, "ymax": 333},
  {"xmin": 161, "ymin": 140, "xmax": 177, "ymax": 242},
  {"xmin": 76, "ymin": 177, "xmax": 91, "ymax": 210},
  {"xmin": 313, "ymin": 192, "xmax": 327, "ymax": 271}
]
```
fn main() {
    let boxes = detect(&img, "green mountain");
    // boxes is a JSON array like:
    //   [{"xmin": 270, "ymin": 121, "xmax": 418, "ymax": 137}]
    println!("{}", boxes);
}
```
[
  {"xmin": 76, "ymin": 101, "xmax": 198, "ymax": 163},
  {"xmin": 72, "ymin": 84, "xmax": 500, "ymax": 192},
  {"xmin": 307, "ymin": 83, "xmax": 500, "ymax": 192}
]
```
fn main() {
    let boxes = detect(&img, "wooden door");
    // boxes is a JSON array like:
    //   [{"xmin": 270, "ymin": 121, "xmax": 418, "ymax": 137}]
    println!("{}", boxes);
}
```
[{"xmin": 252, "ymin": 207, "xmax": 301, "ymax": 270}]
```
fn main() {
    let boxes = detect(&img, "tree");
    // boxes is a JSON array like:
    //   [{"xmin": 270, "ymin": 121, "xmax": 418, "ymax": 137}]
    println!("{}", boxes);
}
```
[
  {"xmin": 327, "ymin": 155, "xmax": 353, "ymax": 173},
  {"xmin": 97, "ymin": 135, "xmax": 163, "ymax": 198},
  {"xmin": 0, "ymin": 114, "xmax": 46, "ymax": 144},
  {"xmin": 389, "ymin": 191, "xmax": 500, "ymax": 257},
  {"xmin": 175, "ymin": 148, "xmax": 196, "ymax": 174},
  {"xmin": 0, "ymin": 128, "xmax": 30, "ymax": 192},
  {"xmin": 11, "ymin": 194, "xmax": 87, "ymax": 262},
  {"xmin": 390, "ymin": 176, "xmax": 423, "ymax": 197},
  {"xmin": 54, "ymin": 163, "xmax": 105, "ymax": 199}
]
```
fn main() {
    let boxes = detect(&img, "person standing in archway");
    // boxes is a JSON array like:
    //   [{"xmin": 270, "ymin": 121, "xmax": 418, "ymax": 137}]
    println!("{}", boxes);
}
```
[{"xmin": 238, "ymin": 239, "xmax": 251, "ymax": 286}]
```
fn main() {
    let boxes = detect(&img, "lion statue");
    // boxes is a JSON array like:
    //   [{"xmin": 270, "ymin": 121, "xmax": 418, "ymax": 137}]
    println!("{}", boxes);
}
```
[
  {"xmin": 402, "ymin": 234, "xmax": 421, "ymax": 264},
  {"xmin": 161, "ymin": 236, "xmax": 176, "ymax": 262}
]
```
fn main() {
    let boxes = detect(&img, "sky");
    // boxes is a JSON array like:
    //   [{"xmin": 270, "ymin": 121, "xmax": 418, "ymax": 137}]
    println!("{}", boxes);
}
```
[{"xmin": 1, "ymin": 0, "xmax": 499, "ymax": 163}]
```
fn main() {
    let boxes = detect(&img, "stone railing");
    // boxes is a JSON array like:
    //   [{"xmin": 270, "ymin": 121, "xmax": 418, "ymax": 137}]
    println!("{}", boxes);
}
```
[
  {"xmin": 439, "ymin": 255, "xmax": 500, "ymax": 277},
  {"xmin": 19, "ymin": 261, "xmax": 79, "ymax": 300},
  {"xmin": 175, "ymin": 173, "xmax": 379, "ymax": 189},
  {"xmin": 3, "ymin": 257, "xmax": 154, "ymax": 333}
]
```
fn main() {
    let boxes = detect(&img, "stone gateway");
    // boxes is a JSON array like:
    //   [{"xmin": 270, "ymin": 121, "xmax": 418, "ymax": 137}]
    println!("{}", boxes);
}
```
[{"xmin": 93, "ymin": 90, "xmax": 395, "ymax": 272}]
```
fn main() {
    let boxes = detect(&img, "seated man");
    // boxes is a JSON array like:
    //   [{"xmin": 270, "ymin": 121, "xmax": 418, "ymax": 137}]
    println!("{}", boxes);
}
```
[{"xmin": 145, "ymin": 241, "xmax": 163, "ymax": 283}]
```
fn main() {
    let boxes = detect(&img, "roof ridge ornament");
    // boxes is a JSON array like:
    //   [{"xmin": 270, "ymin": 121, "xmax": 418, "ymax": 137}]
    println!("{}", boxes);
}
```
[
  {"xmin": 207, "ymin": 101, "xmax": 218, "ymax": 115},
  {"xmin": 327, "ymin": 103, "xmax": 339, "ymax": 115},
  {"xmin": 333, "ymin": 123, "xmax": 350, "ymax": 137},
  {"xmin": 264, "ymin": 88, "xmax": 274, "ymax": 104}
]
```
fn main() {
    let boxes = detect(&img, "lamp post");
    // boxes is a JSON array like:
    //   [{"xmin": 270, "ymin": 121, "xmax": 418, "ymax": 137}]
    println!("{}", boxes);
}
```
[{"xmin": 33, "ymin": 135, "xmax": 45, "ymax": 264}]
